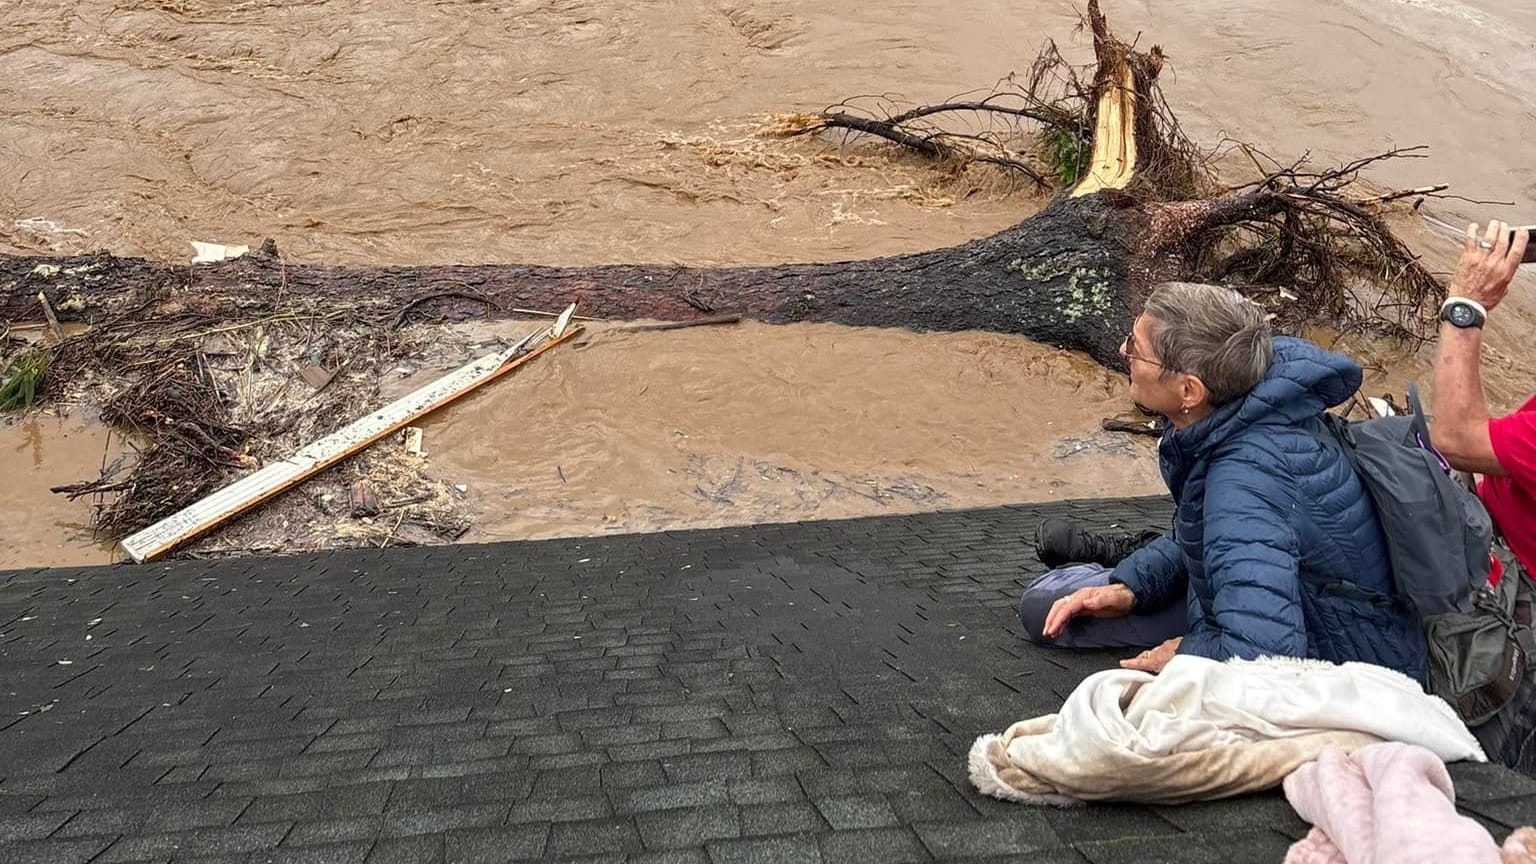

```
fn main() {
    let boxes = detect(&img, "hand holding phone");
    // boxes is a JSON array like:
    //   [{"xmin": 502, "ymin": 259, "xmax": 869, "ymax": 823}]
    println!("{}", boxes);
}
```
[
  {"xmin": 1512, "ymin": 226, "xmax": 1536, "ymax": 264},
  {"xmin": 1453, "ymin": 222, "xmax": 1528, "ymax": 312}
]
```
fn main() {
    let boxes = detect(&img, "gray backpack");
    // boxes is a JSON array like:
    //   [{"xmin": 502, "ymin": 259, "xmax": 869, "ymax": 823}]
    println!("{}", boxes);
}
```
[
  {"xmin": 1314, "ymin": 383, "xmax": 1492, "ymax": 617},
  {"xmin": 1314, "ymin": 384, "xmax": 1534, "ymax": 725}
]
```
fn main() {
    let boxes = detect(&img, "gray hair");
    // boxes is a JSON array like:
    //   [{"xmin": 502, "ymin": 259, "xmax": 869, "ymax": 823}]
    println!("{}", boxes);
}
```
[{"xmin": 1142, "ymin": 282, "xmax": 1273, "ymax": 406}]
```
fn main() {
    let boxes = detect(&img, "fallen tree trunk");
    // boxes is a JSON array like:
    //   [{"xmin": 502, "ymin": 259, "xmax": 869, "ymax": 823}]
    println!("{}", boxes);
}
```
[
  {"xmin": 0, "ymin": 0, "xmax": 1449, "ymax": 542},
  {"xmin": 0, "ymin": 192, "xmax": 1276, "ymax": 369}
]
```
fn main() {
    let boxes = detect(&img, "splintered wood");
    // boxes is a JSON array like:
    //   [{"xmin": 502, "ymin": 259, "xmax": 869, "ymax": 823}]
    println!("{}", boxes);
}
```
[{"xmin": 1071, "ymin": 60, "xmax": 1138, "ymax": 198}]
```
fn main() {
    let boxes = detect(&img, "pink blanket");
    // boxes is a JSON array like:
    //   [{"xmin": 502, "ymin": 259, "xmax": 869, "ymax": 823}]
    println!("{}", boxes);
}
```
[{"xmin": 1283, "ymin": 743, "xmax": 1536, "ymax": 864}]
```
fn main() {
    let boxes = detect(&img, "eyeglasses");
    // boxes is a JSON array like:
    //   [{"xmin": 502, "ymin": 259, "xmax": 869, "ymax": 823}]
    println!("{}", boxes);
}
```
[{"xmin": 1120, "ymin": 333, "xmax": 1172, "ymax": 371}]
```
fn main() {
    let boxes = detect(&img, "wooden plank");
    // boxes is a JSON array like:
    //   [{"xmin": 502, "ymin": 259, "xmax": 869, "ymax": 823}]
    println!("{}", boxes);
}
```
[
  {"xmin": 551, "ymin": 303, "xmax": 575, "ymax": 337},
  {"xmin": 120, "ymin": 314, "xmax": 581, "ymax": 563},
  {"xmin": 512, "ymin": 307, "xmax": 604, "ymax": 322},
  {"xmin": 36, "ymin": 291, "xmax": 64, "ymax": 344}
]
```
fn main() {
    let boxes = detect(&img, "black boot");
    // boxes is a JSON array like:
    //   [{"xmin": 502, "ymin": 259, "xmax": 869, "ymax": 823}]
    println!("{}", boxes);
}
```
[{"xmin": 1033, "ymin": 517, "xmax": 1162, "ymax": 568}]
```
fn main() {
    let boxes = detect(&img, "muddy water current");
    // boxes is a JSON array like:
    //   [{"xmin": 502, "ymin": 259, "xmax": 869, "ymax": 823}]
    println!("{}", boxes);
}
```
[
  {"xmin": 1, "ymin": 417, "xmax": 122, "ymax": 568},
  {"xmin": 4, "ymin": 0, "xmax": 1536, "ymax": 565},
  {"xmin": 408, "ymin": 320, "xmax": 1164, "ymax": 546}
]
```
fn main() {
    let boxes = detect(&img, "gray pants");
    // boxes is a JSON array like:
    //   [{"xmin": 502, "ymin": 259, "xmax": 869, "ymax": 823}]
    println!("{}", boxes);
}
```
[{"xmin": 1017, "ymin": 564, "xmax": 1188, "ymax": 649}]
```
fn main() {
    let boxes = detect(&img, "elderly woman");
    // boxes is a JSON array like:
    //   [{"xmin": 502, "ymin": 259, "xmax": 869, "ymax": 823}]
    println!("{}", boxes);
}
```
[{"xmin": 1018, "ymin": 281, "xmax": 1426, "ymax": 680}]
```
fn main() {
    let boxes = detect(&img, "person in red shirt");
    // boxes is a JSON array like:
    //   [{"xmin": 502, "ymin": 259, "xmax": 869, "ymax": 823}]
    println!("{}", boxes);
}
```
[
  {"xmin": 1432, "ymin": 219, "xmax": 1534, "ymax": 773},
  {"xmin": 1432, "ymin": 221, "xmax": 1534, "ymax": 576}
]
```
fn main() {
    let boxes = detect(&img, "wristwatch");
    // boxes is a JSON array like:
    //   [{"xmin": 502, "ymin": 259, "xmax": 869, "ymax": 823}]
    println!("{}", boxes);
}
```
[{"xmin": 1440, "ymin": 296, "xmax": 1487, "ymax": 329}]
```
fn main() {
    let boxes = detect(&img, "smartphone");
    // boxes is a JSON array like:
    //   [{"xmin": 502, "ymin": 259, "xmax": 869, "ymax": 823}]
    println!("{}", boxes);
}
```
[{"xmin": 1513, "ymin": 226, "xmax": 1536, "ymax": 263}]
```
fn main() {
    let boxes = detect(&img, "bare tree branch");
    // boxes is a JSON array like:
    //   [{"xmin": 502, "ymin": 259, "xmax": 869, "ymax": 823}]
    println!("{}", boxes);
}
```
[{"xmin": 811, "ymin": 110, "xmax": 1050, "ymax": 185}]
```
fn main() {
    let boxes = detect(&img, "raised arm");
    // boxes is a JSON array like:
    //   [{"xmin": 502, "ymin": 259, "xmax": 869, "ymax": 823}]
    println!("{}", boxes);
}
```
[{"xmin": 1432, "ymin": 222, "xmax": 1530, "ymax": 477}]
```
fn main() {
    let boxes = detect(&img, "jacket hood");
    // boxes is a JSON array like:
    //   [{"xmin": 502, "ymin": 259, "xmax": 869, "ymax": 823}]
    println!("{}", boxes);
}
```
[{"xmin": 1161, "ymin": 336, "xmax": 1362, "ymax": 489}]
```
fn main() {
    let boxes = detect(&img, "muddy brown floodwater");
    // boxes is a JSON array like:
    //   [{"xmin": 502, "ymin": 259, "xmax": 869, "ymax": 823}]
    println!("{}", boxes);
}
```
[
  {"xmin": 0, "ymin": 416, "xmax": 122, "ymax": 568},
  {"xmin": 412, "ymin": 320, "xmax": 1164, "ymax": 545},
  {"xmin": 3, "ymin": 0, "xmax": 1536, "ymax": 565}
]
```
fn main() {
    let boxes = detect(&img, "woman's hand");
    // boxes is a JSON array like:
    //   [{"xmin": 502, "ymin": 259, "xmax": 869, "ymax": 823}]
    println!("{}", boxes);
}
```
[
  {"xmin": 1041, "ymin": 583, "xmax": 1137, "ymax": 639},
  {"xmin": 1451, "ymin": 221, "xmax": 1529, "ymax": 312},
  {"xmin": 1121, "ymin": 637, "xmax": 1182, "ymax": 674}
]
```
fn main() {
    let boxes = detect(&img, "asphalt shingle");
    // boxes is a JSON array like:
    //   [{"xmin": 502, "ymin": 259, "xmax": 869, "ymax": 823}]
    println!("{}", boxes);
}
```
[{"xmin": 1, "ymin": 498, "xmax": 1530, "ymax": 864}]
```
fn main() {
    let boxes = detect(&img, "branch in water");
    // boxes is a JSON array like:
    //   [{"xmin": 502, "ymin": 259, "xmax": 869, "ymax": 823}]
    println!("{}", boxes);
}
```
[{"xmin": 810, "ymin": 109, "xmax": 1050, "ymax": 186}]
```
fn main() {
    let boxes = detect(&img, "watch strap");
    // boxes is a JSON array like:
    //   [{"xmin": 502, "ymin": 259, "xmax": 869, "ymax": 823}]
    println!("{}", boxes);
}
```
[
  {"xmin": 1441, "ymin": 296, "xmax": 1488, "ymax": 319},
  {"xmin": 1441, "ymin": 296, "xmax": 1488, "ymax": 328}
]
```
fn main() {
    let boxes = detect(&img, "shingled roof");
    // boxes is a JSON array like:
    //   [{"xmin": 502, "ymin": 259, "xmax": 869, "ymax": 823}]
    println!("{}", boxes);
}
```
[{"xmin": 2, "ymin": 497, "xmax": 1533, "ymax": 863}]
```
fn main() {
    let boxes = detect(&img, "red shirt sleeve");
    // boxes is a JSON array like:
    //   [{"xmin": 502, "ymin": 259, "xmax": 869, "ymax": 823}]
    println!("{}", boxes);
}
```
[{"xmin": 1489, "ymin": 409, "xmax": 1536, "ymax": 485}]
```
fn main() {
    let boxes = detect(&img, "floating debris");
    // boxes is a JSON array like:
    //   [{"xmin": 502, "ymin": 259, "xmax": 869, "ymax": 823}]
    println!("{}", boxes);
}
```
[{"xmin": 189, "ymin": 241, "xmax": 250, "ymax": 264}]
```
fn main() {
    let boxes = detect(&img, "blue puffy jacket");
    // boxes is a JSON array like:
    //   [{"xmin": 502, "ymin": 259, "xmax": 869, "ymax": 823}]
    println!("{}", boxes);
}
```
[{"xmin": 1111, "ymin": 337, "xmax": 1427, "ymax": 680}]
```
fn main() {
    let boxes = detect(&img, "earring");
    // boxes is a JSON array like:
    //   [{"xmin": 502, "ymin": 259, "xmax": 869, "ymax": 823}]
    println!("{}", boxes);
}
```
[{"xmin": 1181, "ymin": 406, "xmax": 1190, "ymax": 414}]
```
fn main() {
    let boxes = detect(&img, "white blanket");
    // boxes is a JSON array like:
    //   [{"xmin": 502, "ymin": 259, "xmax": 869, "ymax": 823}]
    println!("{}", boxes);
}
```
[{"xmin": 969, "ymin": 654, "xmax": 1484, "ymax": 806}]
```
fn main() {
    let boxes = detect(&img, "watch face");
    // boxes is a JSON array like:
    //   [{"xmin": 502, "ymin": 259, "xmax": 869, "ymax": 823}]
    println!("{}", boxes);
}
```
[{"xmin": 1449, "ymin": 303, "xmax": 1477, "ymax": 327}]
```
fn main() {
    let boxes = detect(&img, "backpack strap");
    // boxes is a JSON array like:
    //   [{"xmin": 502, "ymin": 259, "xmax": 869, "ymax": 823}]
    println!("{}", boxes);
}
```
[
  {"xmin": 1508, "ymin": 558, "xmax": 1536, "ymax": 654},
  {"xmin": 1310, "ymin": 414, "xmax": 1376, "ymax": 501},
  {"xmin": 1406, "ymin": 382, "xmax": 1456, "ymax": 474}
]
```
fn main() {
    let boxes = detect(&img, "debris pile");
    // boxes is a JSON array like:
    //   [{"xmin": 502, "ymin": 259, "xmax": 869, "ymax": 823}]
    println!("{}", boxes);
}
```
[{"xmin": 0, "ymin": 246, "xmax": 590, "ymax": 560}]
